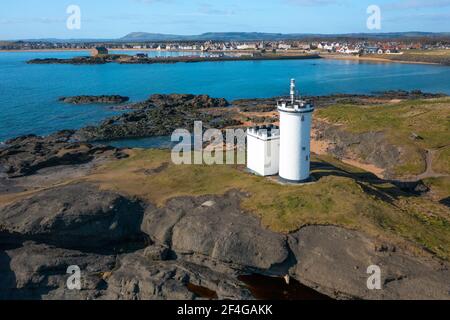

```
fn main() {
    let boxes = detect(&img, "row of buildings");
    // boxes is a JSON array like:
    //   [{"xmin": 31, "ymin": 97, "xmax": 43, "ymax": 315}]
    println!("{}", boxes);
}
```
[
  {"xmin": 135, "ymin": 40, "xmax": 449, "ymax": 54},
  {"xmin": 315, "ymin": 41, "xmax": 430, "ymax": 54},
  {"xmin": 2, "ymin": 39, "xmax": 450, "ymax": 55},
  {"xmin": 317, "ymin": 42, "xmax": 402, "ymax": 55},
  {"xmin": 153, "ymin": 41, "xmax": 308, "ymax": 52}
]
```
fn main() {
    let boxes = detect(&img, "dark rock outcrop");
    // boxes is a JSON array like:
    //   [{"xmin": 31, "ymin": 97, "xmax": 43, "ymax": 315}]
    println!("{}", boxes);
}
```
[
  {"xmin": 0, "ymin": 183, "xmax": 146, "ymax": 249},
  {"xmin": 288, "ymin": 226, "xmax": 450, "ymax": 300},
  {"xmin": 59, "ymin": 95, "xmax": 129, "ymax": 105},
  {"xmin": 142, "ymin": 190, "xmax": 289, "ymax": 271},
  {"xmin": 233, "ymin": 91, "xmax": 446, "ymax": 112},
  {"xmin": 144, "ymin": 94, "xmax": 228, "ymax": 110},
  {"xmin": 0, "ymin": 131, "xmax": 127, "ymax": 178},
  {"xmin": 75, "ymin": 94, "xmax": 238, "ymax": 142},
  {"xmin": 27, "ymin": 56, "xmax": 109, "ymax": 65},
  {"xmin": 376, "ymin": 89, "xmax": 446, "ymax": 99},
  {"xmin": 0, "ymin": 242, "xmax": 116, "ymax": 300},
  {"xmin": 0, "ymin": 241, "xmax": 251, "ymax": 300},
  {"xmin": 0, "ymin": 185, "xmax": 283, "ymax": 300},
  {"xmin": 102, "ymin": 251, "xmax": 252, "ymax": 300}
]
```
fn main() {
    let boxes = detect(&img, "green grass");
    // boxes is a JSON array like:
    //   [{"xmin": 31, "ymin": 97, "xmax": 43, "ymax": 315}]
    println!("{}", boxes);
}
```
[
  {"xmin": 377, "ymin": 50, "xmax": 450, "ymax": 64},
  {"xmin": 316, "ymin": 98, "xmax": 450, "ymax": 176},
  {"xmin": 393, "ymin": 144, "xmax": 426, "ymax": 176},
  {"xmin": 433, "ymin": 147, "xmax": 450, "ymax": 175},
  {"xmin": 87, "ymin": 149, "xmax": 450, "ymax": 260},
  {"xmin": 404, "ymin": 49, "xmax": 450, "ymax": 57}
]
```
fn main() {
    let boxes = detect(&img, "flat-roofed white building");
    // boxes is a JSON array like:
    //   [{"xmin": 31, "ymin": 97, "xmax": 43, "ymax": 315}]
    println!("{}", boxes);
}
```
[{"xmin": 246, "ymin": 125, "xmax": 280, "ymax": 176}]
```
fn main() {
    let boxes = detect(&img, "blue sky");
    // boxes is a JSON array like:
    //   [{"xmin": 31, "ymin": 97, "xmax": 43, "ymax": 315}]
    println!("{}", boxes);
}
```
[{"xmin": 1, "ymin": 0, "xmax": 449, "ymax": 39}]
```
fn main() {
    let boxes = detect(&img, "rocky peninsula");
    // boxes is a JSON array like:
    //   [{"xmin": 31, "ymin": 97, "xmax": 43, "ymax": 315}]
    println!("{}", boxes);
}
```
[
  {"xmin": 1, "ymin": 91, "xmax": 449, "ymax": 300},
  {"xmin": 27, "ymin": 53, "xmax": 321, "ymax": 65},
  {"xmin": 59, "ymin": 95, "xmax": 130, "ymax": 105}
]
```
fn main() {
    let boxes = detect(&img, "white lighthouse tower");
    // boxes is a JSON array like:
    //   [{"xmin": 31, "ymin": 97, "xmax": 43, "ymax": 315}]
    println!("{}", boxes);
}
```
[{"xmin": 277, "ymin": 79, "xmax": 314, "ymax": 182}]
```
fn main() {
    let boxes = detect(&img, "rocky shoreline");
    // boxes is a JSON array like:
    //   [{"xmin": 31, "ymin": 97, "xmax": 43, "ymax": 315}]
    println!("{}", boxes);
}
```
[
  {"xmin": 0, "ymin": 132, "xmax": 127, "ymax": 178},
  {"xmin": 1, "ymin": 91, "xmax": 449, "ymax": 300},
  {"xmin": 74, "ymin": 94, "xmax": 237, "ymax": 141}
]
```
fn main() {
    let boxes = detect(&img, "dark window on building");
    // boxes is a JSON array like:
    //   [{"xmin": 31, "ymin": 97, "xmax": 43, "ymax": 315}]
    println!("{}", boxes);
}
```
[
  {"xmin": 301, "ymin": 115, "xmax": 305, "ymax": 122},
  {"xmin": 306, "ymin": 155, "xmax": 309, "ymax": 161},
  {"xmin": 302, "ymin": 147, "xmax": 306, "ymax": 151}
]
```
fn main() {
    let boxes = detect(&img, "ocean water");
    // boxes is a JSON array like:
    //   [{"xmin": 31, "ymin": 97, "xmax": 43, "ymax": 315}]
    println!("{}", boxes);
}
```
[{"xmin": 1, "ymin": 50, "xmax": 450, "ymax": 142}]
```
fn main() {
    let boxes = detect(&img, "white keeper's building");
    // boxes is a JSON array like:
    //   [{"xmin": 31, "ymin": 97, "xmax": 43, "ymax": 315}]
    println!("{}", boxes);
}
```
[
  {"xmin": 246, "ymin": 125, "xmax": 280, "ymax": 177},
  {"xmin": 246, "ymin": 79, "xmax": 315, "ymax": 183}
]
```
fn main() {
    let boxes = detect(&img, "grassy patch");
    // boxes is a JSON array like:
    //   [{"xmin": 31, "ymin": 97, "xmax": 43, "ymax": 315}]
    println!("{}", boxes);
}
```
[
  {"xmin": 393, "ymin": 144, "xmax": 426, "ymax": 176},
  {"xmin": 377, "ymin": 50, "xmax": 450, "ymax": 64},
  {"xmin": 87, "ymin": 149, "xmax": 450, "ymax": 260},
  {"xmin": 433, "ymin": 146, "xmax": 450, "ymax": 175},
  {"xmin": 316, "ymin": 98, "xmax": 450, "ymax": 149},
  {"xmin": 393, "ymin": 198, "xmax": 450, "ymax": 259},
  {"xmin": 404, "ymin": 49, "xmax": 450, "ymax": 57}
]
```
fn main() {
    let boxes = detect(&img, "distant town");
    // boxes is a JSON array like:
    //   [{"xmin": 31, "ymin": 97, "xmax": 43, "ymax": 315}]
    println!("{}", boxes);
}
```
[
  {"xmin": 2, "ymin": 37, "xmax": 450, "ymax": 55},
  {"xmin": 3, "ymin": 33, "xmax": 450, "ymax": 66}
]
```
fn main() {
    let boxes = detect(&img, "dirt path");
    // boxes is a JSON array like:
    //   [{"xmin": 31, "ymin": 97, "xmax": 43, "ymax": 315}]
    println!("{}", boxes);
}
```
[{"xmin": 416, "ymin": 149, "xmax": 448, "ymax": 181}]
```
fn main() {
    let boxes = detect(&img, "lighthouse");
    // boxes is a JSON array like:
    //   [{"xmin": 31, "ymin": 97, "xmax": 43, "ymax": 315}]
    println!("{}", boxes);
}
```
[
  {"xmin": 246, "ymin": 79, "xmax": 314, "ymax": 183},
  {"xmin": 277, "ymin": 79, "xmax": 314, "ymax": 182}
]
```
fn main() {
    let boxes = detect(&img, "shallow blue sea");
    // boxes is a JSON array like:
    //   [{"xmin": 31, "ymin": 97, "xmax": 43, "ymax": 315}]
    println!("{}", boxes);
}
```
[{"xmin": 1, "ymin": 50, "xmax": 450, "ymax": 142}]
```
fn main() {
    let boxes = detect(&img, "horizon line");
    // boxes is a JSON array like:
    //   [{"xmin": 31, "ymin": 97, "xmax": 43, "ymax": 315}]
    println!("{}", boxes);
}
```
[{"xmin": 3, "ymin": 30, "xmax": 450, "ymax": 42}]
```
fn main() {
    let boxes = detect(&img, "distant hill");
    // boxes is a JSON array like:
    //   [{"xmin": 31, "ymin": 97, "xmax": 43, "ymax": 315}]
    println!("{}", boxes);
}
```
[
  {"xmin": 7, "ymin": 31, "xmax": 450, "ymax": 43},
  {"xmin": 119, "ymin": 31, "xmax": 450, "ymax": 42},
  {"xmin": 119, "ymin": 32, "xmax": 294, "ymax": 41},
  {"xmin": 119, "ymin": 32, "xmax": 184, "ymax": 42}
]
